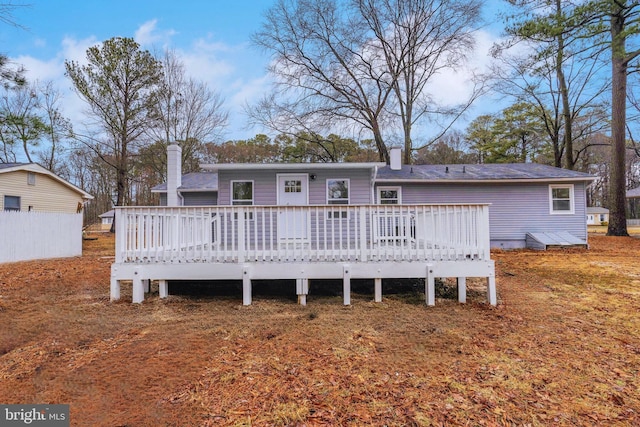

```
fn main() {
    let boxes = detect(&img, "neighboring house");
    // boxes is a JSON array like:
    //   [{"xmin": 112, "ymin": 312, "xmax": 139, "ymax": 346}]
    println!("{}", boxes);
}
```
[
  {"xmin": 0, "ymin": 163, "xmax": 93, "ymax": 263},
  {"xmin": 99, "ymin": 210, "xmax": 115, "ymax": 230},
  {"xmin": 111, "ymin": 145, "xmax": 594, "ymax": 306},
  {"xmin": 586, "ymin": 207, "xmax": 609, "ymax": 225},
  {"xmin": 0, "ymin": 163, "xmax": 93, "ymax": 213}
]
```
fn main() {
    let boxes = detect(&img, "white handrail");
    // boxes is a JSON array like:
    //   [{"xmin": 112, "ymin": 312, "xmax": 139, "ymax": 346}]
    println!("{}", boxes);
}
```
[{"xmin": 114, "ymin": 204, "xmax": 491, "ymax": 264}]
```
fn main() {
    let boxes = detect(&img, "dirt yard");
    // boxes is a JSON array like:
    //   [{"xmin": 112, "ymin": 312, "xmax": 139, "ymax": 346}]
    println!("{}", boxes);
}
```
[{"xmin": 0, "ymin": 233, "xmax": 639, "ymax": 426}]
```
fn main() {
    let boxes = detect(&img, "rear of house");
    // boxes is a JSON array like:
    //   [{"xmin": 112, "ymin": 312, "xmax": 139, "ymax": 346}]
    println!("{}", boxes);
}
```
[{"xmin": 375, "ymin": 163, "xmax": 594, "ymax": 249}]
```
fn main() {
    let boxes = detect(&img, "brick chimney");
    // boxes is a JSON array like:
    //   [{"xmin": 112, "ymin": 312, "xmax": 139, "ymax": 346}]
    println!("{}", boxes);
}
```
[{"xmin": 167, "ymin": 144, "xmax": 182, "ymax": 206}]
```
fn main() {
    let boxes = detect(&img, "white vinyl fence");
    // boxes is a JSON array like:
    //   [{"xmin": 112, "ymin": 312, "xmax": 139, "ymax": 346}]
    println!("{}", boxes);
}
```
[{"xmin": 0, "ymin": 211, "xmax": 83, "ymax": 263}]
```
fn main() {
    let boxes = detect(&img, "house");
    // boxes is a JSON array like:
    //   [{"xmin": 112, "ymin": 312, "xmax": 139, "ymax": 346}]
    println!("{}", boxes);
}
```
[
  {"xmin": 99, "ymin": 210, "xmax": 115, "ymax": 230},
  {"xmin": 152, "ymin": 149, "xmax": 595, "ymax": 250},
  {"xmin": 586, "ymin": 207, "xmax": 609, "ymax": 225},
  {"xmin": 0, "ymin": 163, "xmax": 93, "ymax": 212},
  {"xmin": 110, "ymin": 145, "xmax": 593, "ymax": 306}
]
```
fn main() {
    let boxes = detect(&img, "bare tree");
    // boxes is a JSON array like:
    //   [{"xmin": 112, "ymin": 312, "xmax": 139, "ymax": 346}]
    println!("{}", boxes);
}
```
[
  {"xmin": 36, "ymin": 81, "xmax": 72, "ymax": 173},
  {"xmin": 146, "ymin": 49, "xmax": 228, "ymax": 179},
  {"xmin": 357, "ymin": 0, "xmax": 484, "ymax": 164},
  {"xmin": 250, "ymin": 0, "xmax": 482, "ymax": 164}
]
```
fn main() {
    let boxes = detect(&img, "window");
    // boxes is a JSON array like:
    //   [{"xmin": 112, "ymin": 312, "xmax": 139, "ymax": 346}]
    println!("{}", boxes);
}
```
[
  {"xmin": 231, "ymin": 181, "xmax": 253, "ymax": 205},
  {"xmin": 378, "ymin": 187, "xmax": 402, "ymax": 204},
  {"xmin": 27, "ymin": 172, "xmax": 36, "ymax": 186},
  {"xmin": 4, "ymin": 195, "xmax": 20, "ymax": 211},
  {"xmin": 549, "ymin": 184, "xmax": 574, "ymax": 214},
  {"xmin": 284, "ymin": 179, "xmax": 302, "ymax": 193},
  {"xmin": 327, "ymin": 179, "xmax": 349, "ymax": 204}
]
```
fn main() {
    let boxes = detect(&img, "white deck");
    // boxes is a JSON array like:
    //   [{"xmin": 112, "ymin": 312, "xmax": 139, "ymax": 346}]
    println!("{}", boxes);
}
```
[{"xmin": 110, "ymin": 204, "xmax": 497, "ymax": 306}]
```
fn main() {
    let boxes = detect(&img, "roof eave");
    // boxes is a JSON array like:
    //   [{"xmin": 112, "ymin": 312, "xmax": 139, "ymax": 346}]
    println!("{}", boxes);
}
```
[
  {"xmin": 201, "ymin": 162, "xmax": 386, "ymax": 171},
  {"xmin": 375, "ymin": 177, "xmax": 597, "ymax": 184}
]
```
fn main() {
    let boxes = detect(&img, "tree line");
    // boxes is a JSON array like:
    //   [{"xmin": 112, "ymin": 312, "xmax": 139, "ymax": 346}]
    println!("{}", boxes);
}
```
[{"xmin": 1, "ymin": 0, "xmax": 640, "ymax": 235}]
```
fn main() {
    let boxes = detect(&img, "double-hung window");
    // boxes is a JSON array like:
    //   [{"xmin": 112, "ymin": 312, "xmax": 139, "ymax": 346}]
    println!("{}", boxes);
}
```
[
  {"xmin": 231, "ymin": 181, "xmax": 254, "ymax": 205},
  {"xmin": 327, "ymin": 179, "xmax": 349, "ymax": 204},
  {"xmin": 378, "ymin": 187, "xmax": 402, "ymax": 204},
  {"xmin": 4, "ymin": 195, "xmax": 20, "ymax": 211},
  {"xmin": 327, "ymin": 179, "xmax": 349, "ymax": 219},
  {"xmin": 549, "ymin": 184, "xmax": 574, "ymax": 214}
]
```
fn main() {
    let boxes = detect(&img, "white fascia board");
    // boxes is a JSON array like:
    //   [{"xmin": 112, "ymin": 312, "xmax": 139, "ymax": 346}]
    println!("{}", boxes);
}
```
[
  {"xmin": 201, "ymin": 162, "xmax": 386, "ymax": 172},
  {"xmin": 374, "ymin": 177, "xmax": 597, "ymax": 184}
]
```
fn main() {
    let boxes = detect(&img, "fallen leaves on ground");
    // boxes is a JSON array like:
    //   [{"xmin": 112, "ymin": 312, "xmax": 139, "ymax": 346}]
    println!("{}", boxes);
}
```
[{"xmin": 0, "ymin": 233, "xmax": 639, "ymax": 426}]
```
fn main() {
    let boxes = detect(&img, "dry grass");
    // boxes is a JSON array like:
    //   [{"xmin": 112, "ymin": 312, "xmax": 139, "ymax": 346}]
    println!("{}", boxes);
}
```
[{"xmin": 1, "ymin": 233, "xmax": 639, "ymax": 426}]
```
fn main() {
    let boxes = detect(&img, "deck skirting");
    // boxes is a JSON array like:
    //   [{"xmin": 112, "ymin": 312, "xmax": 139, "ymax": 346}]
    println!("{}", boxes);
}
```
[{"xmin": 110, "ymin": 259, "xmax": 496, "ymax": 306}]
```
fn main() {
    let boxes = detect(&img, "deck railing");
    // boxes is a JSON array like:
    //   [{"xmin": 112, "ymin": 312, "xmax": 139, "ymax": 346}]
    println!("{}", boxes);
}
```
[{"xmin": 114, "ymin": 204, "xmax": 491, "ymax": 264}]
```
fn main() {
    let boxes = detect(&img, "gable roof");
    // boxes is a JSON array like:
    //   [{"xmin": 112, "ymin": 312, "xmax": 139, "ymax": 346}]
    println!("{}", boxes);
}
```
[
  {"xmin": 375, "ymin": 163, "xmax": 595, "ymax": 183},
  {"xmin": 587, "ymin": 207, "xmax": 609, "ymax": 214},
  {"xmin": 151, "ymin": 172, "xmax": 219, "ymax": 193},
  {"xmin": 0, "ymin": 162, "xmax": 93, "ymax": 199},
  {"xmin": 627, "ymin": 187, "xmax": 640, "ymax": 198}
]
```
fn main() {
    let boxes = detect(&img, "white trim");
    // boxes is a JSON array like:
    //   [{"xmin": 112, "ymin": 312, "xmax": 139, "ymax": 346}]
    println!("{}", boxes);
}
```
[
  {"xmin": 375, "ymin": 177, "xmax": 595, "ymax": 184},
  {"xmin": 204, "ymin": 162, "xmax": 385, "ymax": 171},
  {"xmin": 326, "ymin": 178, "xmax": 350, "ymax": 204},
  {"xmin": 231, "ymin": 180, "xmax": 254, "ymax": 205},
  {"xmin": 549, "ymin": 184, "xmax": 575, "ymax": 215},
  {"xmin": 377, "ymin": 186, "xmax": 402, "ymax": 204}
]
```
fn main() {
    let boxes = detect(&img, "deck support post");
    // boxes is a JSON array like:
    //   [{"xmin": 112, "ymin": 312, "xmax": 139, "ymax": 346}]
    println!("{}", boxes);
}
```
[
  {"xmin": 426, "ymin": 264, "xmax": 435, "ymax": 306},
  {"xmin": 132, "ymin": 267, "xmax": 144, "ymax": 304},
  {"xmin": 110, "ymin": 278, "xmax": 120, "ymax": 301},
  {"xmin": 374, "ymin": 278, "xmax": 382, "ymax": 302},
  {"xmin": 143, "ymin": 279, "xmax": 150, "ymax": 294},
  {"xmin": 242, "ymin": 265, "xmax": 252, "ymax": 306},
  {"xmin": 487, "ymin": 272, "xmax": 497, "ymax": 306},
  {"xmin": 159, "ymin": 280, "xmax": 168, "ymax": 299},
  {"xmin": 296, "ymin": 278, "xmax": 309, "ymax": 306},
  {"xmin": 457, "ymin": 277, "xmax": 467, "ymax": 303},
  {"xmin": 343, "ymin": 265, "xmax": 351, "ymax": 305}
]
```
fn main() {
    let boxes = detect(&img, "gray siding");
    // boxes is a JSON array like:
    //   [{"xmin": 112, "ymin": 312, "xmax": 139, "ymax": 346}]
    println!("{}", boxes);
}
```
[
  {"xmin": 219, "ymin": 169, "xmax": 373, "ymax": 205},
  {"xmin": 383, "ymin": 181, "xmax": 588, "ymax": 247},
  {"xmin": 159, "ymin": 192, "xmax": 217, "ymax": 206},
  {"xmin": 183, "ymin": 192, "xmax": 217, "ymax": 206}
]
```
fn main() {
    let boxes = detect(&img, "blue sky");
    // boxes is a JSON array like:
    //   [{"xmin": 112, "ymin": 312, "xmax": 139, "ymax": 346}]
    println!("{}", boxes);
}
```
[{"xmin": 1, "ymin": 0, "xmax": 507, "ymax": 144}]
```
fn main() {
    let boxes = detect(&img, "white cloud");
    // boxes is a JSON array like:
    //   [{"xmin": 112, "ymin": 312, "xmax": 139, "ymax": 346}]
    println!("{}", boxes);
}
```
[
  {"xmin": 427, "ymin": 29, "xmax": 500, "ymax": 106},
  {"xmin": 134, "ymin": 19, "xmax": 177, "ymax": 47}
]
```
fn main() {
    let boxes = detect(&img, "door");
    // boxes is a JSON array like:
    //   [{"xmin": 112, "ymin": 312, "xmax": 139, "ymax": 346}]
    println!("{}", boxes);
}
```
[{"xmin": 277, "ymin": 174, "xmax": 309, "ymax": 241}]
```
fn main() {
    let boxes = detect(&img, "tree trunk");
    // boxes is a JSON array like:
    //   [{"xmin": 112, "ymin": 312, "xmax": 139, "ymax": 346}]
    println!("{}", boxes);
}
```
[
  {"xmin": 607, "ymin": 5, "xmax": 629, "ymax": 236},
  {"xmin": 555, "ymin": 0, "xmax": 574, "ymax": 170},
  {"xmin": 371, "ymin": 120, "xmax": 390, "ymax": 164}
]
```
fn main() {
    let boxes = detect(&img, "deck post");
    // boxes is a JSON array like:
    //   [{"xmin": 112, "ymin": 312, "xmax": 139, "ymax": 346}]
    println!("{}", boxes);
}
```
[
  {"xmin": 110, "ymin": 278, "xmax": 120, "ymax": 301},
  {"xmin": 426, "ymin": 264, "xmax": 435, "ymax": 306},
  {"xmin": 457, "ymin": 277, "xmax": 467, "ymax": 303},
  {"xmin": 487, "ymin": 271, "xmax": 497, "ymax": 306},
  {"xmin": 110, "ymin": 265, "xmax": 120, "ymax": 301},
  {"xmin": 296, "ymin": 278, "xmax": 309, "ymax": 306},
  {"xmin": 374, "ymin": 278, "xmax": 382, "ymax": 302},
  {"xmin": 343, "ymin": 265, "xmax": 351, "ymax": 305},
  {"xmin": 143, "ymin": 279, "xmax": 150, "ymax": 294},
  {"xmin": 242, "ymin": 265, "xmax": 252, "ymax": 305},
  {"xmin": 132, "ymin": 267, "xmax": 144, "ymax": 304},
  {"xmin": 159, "ymin": 280, "xmax": 168, "ymax": 299}
]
